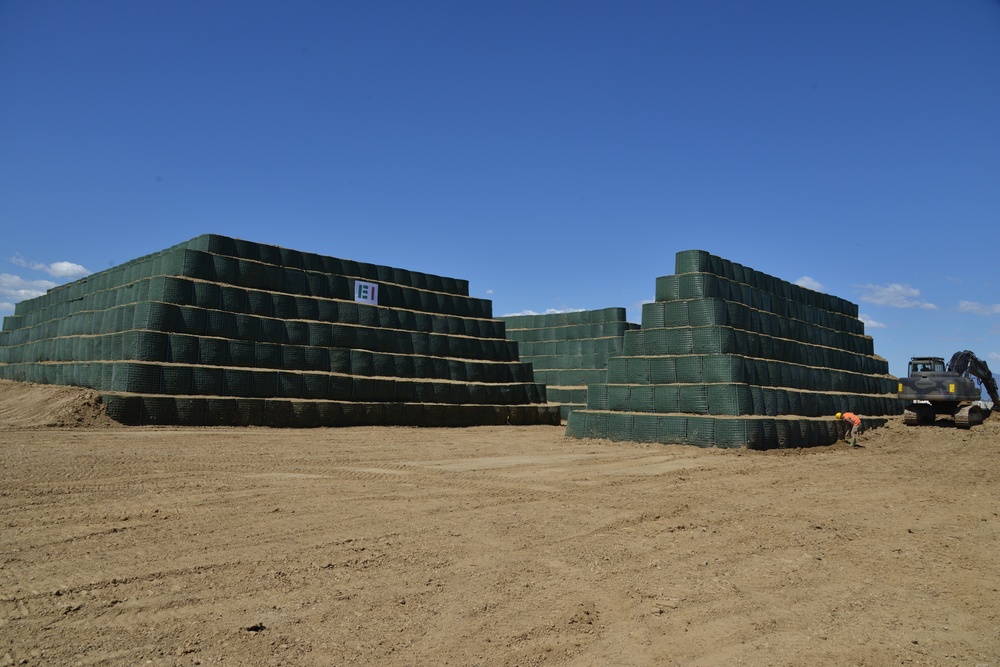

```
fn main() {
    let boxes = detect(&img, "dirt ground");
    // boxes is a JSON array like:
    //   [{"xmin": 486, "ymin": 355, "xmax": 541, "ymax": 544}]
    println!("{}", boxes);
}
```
[{"xmin": 1, "ymin": 380, "xmax": 998, "ymax": 666}]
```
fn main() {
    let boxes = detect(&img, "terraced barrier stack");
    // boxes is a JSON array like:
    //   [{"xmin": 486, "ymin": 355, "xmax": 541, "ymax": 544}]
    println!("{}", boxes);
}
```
[
  {"xmin": 502, "ymin": 308, "xmax": 638, "ymax": 420},
  {"xmin": 565, "ymin": 250, "xmax": 900, "ymax": 449},
  {"xmin": 0, "ymin": 234, "xmax": 559, "ymax": 427}
]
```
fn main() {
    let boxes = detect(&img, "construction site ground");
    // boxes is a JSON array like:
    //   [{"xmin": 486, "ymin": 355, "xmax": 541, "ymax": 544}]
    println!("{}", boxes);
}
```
[{"xmin": 1, "ymin": 379, "xmax": 998, "ymax": 666}]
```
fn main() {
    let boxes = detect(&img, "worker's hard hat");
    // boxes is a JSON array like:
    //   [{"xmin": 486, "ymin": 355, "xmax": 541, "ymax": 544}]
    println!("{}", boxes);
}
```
[{"xmin": 835, "ymin": 412, "xmax": 842, "ymax": 419}]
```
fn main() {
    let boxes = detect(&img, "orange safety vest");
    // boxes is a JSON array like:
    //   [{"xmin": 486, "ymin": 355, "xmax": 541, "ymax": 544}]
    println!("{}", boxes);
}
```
[{"xmin": 842, "ymin": 412, "xmax": 861, "ymax": 426}]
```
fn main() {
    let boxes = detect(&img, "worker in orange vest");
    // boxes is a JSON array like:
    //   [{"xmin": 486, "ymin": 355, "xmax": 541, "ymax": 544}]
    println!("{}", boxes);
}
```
[{"xmin": 835, "ymin": 412, "xmax": 862, "ymax": 447}]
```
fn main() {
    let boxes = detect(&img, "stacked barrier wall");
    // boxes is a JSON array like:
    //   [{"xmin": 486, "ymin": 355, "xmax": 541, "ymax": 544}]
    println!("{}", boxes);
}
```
[
  {"xmin": 502, "ymin": 308, "xmax": 637, "ymax": 420},
  {"xmin": 0, "ymin": 234, "xmax": 559, "ymax": 427},
  {"xmin": 565, "ymin": 250, "xmax": 900, "ymax": 449}
]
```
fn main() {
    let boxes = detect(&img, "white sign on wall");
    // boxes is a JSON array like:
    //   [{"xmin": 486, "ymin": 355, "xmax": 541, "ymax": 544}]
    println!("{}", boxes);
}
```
[{"xmin": 354, "ymin": 280, "xmax": 378, "ymax": 305}]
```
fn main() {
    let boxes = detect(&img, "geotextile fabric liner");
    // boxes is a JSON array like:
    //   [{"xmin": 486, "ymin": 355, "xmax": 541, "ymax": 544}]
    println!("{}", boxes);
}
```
[
  {"xmin": 0, "ymin": 234, "xmax": 557, "ymax": 427},
  {"xmin": 565, "ymin": 249, "xmax": 900, "ymax": 449}
]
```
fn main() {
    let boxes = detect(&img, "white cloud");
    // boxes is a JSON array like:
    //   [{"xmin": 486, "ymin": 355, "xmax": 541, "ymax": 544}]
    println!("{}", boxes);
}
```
[
  {"xmin": 856, "ymin": 283, "xmax": 937, "ymax": 309},
  {"xmin": 11, "ymin": 254, "xmax": 90, "ymax": 278},
  {"xmin": 859, "ymin": 313, "xmax": 887, "ymax": 329},
  {"xmin": 958, "ymin": 301, "xmax": 1000, "ymax": 316},
  {"xmin": 0, "ymin": 301, "xmax": 14, "ymax": 314},
  {"xmin": 486, "ymin": 289, "xmax": 494, "ymax": 295},
  {"xmin": 794, "ymin": 276, "xmax": 824, "ymax": 292},
  {"xmin": 990, "ymin": 352, "xmax": 1000, "ymax": 363},
  {"xmin": 0, "ymin": 273, "xmax": 57, "ymax": 305},
  {"xmin": 500, "ymin": 308, "xmax": 585, "ymax": 317},
  {"xmin": 48, "ymin": 261, "xmax": 90, "ymax": 278}
]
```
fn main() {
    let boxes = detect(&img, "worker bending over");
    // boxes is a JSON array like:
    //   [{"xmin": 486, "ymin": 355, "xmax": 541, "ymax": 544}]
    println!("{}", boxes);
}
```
[{"xmin": 836, "ymin": 412, "xmax": 862, "ymax": 447}]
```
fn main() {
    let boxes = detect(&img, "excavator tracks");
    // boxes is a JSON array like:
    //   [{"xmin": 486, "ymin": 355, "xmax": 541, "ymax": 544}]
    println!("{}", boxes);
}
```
[
  {"xmin": 954, "ymin": 405, "xmax": 983, "ymax": 429},
  {"xmin": 902, "ymin": 403, "xmax": 934, "ymax": 426}
]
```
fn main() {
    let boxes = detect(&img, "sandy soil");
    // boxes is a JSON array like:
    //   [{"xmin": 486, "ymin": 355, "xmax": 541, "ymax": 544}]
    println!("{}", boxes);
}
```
[{"xmin": 1, "ymin": 379, "xmax": 998, "ymax": 666}]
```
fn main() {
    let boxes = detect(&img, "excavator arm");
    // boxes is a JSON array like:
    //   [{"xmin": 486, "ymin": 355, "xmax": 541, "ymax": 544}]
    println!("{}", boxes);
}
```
[{"xmin": 947, "ymin": 350, "xmax": 1000, "ymax": 406}]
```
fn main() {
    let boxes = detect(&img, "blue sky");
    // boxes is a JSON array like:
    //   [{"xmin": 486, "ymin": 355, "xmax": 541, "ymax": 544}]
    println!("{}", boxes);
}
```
[{"xmin": 2, "ymin": 0, "xmax": 998, "ymax": 381}]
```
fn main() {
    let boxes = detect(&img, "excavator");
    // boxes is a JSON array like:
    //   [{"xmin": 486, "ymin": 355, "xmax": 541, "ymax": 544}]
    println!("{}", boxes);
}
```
[{"xmin": 898, "ymin": 350, "xmax": 1000, "ymax": 428}]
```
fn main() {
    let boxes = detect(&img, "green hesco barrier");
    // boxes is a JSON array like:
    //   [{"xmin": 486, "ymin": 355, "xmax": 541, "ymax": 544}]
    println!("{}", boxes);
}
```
[
  {"xmin": 301, "ymin": 373, "xmax": 329, "ymax": 399},
  {"xmin": 7, "ymin": 240, "xmax": 901, "ymax": 434},
  {"xmin": 642, "ymin": 302, "xmax": 665, "ymax": 328},
  {"xmin": 629, "ymin": 385, "xmax": 654, "ymax": 412},
  {"xmin": 224, "ymin": 340, "xmax": 252, "ymax": 366},
  {"xmin": 703, "ymin": 355, "xmax": 744, "ymax": 383},
  {"xmin": 194, "ymin": 282, "xmax": 223, "ymax": 310},
  {"xmin": 623, "ymin": 331, "xmax": 644, "ymax": 355},
  {"xmin": 193, "ymin": 367, "xmax": 224, "ymax": 395},
  {"xmin": 675, "ymin": 249, "xmax": 712, "ymax": 274},
  {"xmin": 607, "ymin": 413, "xmax": 634, "ymax": 441},
  {"xmin": 161, "ymin": 365, "xmax": 194, "ymax": 394},
  {"xmin": 565, "ymin": 249, "xmax": 897, "ymax": 448},
  {"xmin": 224, "ymin": 369, "xmax": 254, "ymax": 397},
  {"xmin": 640, "ymin": 329, "xmax": 668, "ymax": 355},
  {"xmin": 552, "ymin": 404, "xmax": 580, "ymax": 420},
  {"xmin": 544, "ymin": 386, "xmax": 587, "ymax": 405},
  {"xmin": 103, "ymin": 394, "xmax": 563, "ymax": 429},
  {"xmin": 665, "ymin": 328, "xmax": 693, "ymax": 354},
  {"xmin": 632, "ymin": 414, "xmax": 659, "ymax": 442},
  {"xmin": 168, "ymin": 335, "xmax": 198, "ymax": 364},
  {"xmin": 686, "ymin": 416, "xmax": 716, "ymax": 446},
  {"xmin": 503, "ymin": 307, "xmax": 634, "ymax": 423},
  {"xmin": 655, "ymin": 273, "xmax": 862, "ymax": 334},
  {"xmin": 608, "ymin": 357, "xmax": 628, "ymax": 384},
  {"xmin": 587, "ymin": 384, "xmax": 609, "ymax": 409},
  {"xmin": 625, "ymin": 358, "xmax": 648, "ymax": 384},
  {"xmin": 198, "ymin": 338, "xmax": 229, "ymax": 366},
  {"xmin": 649, "ymin": 357, "xmax": 676, "ymax": 384},
  {"xmin": 630, "ymin": 327, "xmax": 889, "ymax": 375},
  {"xmin": 655, "ymin": 276, "xmax": 681, "ymax": 301},
  {"xmin": 675, "ymin": 356, "xmax": 703, "ymax": 382},
  {"xmin": 608, "ymin": 385, "xmax": 630, "ymax": 411},
  {"xmin": 653, "ymin": 385, "xmax": 679, "ymax": 413},
  {"xmin": 707, "ymin": 384, "xmax": 754, "ymax": 415},
  {"xmin": 580, "ymin": 411, "xmax": 608, "ymax": 438},
  {"xmin": 111, "ymin": 362, "xmax": 162, "ymax": 393},
  {"xmin": 688, "ymin": 298, "xmax": 728, "ymax": 326},
  {"xmin": 678, "ymin": 385, "xmax": 709, "ymax": 413},
  {"xmin": 658, "ymin": 415, "xmax": 687, "ymax": 443}
]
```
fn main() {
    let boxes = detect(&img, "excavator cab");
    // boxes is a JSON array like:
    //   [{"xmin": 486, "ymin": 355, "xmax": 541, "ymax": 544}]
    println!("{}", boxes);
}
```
[{"xmin": 908, "ymin": 357, "xmax": 945, "ymax": 375}]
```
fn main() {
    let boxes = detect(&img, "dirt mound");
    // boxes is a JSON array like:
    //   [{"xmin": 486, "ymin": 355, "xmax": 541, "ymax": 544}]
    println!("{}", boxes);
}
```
[{"xmin": 0, "ymin": 379, "xmax": 121, "ymax": 429}]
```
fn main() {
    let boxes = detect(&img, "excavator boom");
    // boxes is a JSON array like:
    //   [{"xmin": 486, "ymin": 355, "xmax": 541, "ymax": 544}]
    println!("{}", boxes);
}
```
[{"xmin": 947, "ymin": 350, "xmax": 1000, "ymax": 406}]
